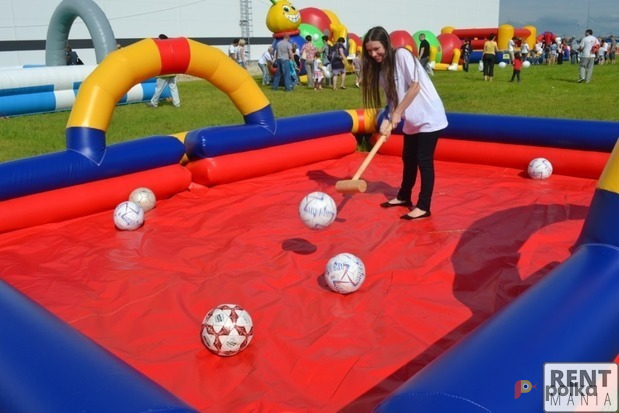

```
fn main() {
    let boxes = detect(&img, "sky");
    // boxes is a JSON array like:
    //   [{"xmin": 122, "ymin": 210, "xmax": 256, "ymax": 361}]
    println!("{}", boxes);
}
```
[{"xmin": 499, "ymin": 0, "xmax": 617, "ymax": 39}]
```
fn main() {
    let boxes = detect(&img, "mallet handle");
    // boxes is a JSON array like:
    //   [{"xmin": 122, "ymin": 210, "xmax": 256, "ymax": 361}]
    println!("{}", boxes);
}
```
[{"xmin": 351, "ymin": 133, "xmax": 388, "ymax": 180}]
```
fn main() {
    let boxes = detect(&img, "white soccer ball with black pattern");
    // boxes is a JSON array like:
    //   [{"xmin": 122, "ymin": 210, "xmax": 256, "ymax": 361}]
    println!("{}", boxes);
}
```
[
  {"xmin": 298, "ymin": 191, "xmax": 337, "ymax": 230},
  {"xmin": 113, "ymin": 201, "xmax": 144, "ymax": 230},
  {"xmin": 527, "ymin": 157, "xmax": 553, "ymax": 180},
  {"xmin": 201, "ymin": 304, "xmax": 254, "ymax": 357},
  {"xmin": 129, "ymin": 187, "xmax": 156, "ymax": 212},
  {"xmin": 325, "ymin": 253, "xmax": 366, "ymax": 295}
]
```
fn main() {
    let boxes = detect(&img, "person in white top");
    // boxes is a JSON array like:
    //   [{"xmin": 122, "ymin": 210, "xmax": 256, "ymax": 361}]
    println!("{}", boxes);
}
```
[
  {"xmin": 597, "ymin": 40, "xmax": 608, "ymax": 65},
  {"xmin": 361, "ymin": 26, "xmax": 448, "ymax": 221},
  {"xmin": 228, "ymin": 39, "xmax": 239, "ymax": 60},
  {"xmin": 520, "ymin": 41, "xmax": 530, "ymax": 62},
  {"xmin": 507, "ymin": 37, "xmax": 516, "ymax": 63},
  {"xmin": 578, "ymin": 29, "xmax": 600, "ymax": 83},
  {"xmin": 258, "ymin": 47, "xmax": 274, "ymax": 85}
]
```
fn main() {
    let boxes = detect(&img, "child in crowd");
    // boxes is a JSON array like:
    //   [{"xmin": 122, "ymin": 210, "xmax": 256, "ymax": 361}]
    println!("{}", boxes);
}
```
[
  {"xmin": 510, "ymin": 52, "xmax": 523, "ymax": 83},
  {"xmin": 352, "ymin": 51, "xmax": 362, "ymax": 87},
  {"xmin": 313, "ymin": 51, "xmax": 324, "ymax": 90}
]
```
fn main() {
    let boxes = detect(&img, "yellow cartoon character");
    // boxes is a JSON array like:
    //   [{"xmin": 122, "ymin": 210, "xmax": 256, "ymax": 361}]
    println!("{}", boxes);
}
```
[{"xmin": 266, "ymin": 0, "xmax": 301, "ymax": 34}]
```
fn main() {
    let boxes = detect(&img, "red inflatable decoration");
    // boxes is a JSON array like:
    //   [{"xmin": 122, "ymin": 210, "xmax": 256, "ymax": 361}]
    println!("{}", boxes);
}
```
[
  {"xmin": 390, "ymin": 30, "xmax": 418, "ymax": 56},
  {"xmin": 537, "ymin": 31, "xmax": 556, "ymax": 45},
  {"xmin": 299, "ymin": 7, "xmax": 331, "ymax": 35},
  {"xmin": 348, "ymin": 32, "xmax": 362, "ymax": 54},
  {"xmin": 437, "ymin": 33, "xmax": 462, "ymax": 64}
]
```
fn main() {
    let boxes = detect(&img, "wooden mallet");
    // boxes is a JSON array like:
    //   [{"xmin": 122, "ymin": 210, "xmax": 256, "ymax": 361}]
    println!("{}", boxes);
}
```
[{"xmin": 335, "ymin": 132, "xmax": 389, "ymax": 194}]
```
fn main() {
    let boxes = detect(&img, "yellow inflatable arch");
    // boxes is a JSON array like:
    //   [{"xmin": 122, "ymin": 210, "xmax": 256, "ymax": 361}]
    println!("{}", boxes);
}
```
[{"xmin": 68, "ymin": 37, "xmax": 273, "ymax": 135}]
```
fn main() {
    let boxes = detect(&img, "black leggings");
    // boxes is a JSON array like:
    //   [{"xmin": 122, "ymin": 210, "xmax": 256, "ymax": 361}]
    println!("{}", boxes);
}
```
[
  {"xmin": 396, "ymin": 130, "xmax": 441, "ymax": 212},
  {"xmin": 483, "ymin": 54, "xmax": 496, "ymax": 77}
]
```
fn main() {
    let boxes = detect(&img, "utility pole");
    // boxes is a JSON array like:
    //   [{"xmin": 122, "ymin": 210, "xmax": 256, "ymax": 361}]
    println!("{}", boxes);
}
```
[{"xmin": 239, "ymin": 0, "xmax": 253, "ymax": 61}]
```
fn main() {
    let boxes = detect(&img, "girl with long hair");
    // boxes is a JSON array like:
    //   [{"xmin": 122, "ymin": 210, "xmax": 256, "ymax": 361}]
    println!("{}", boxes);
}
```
[{"xmin": 361, "ymin": 26, "xmax": 448, "ymax": 220}]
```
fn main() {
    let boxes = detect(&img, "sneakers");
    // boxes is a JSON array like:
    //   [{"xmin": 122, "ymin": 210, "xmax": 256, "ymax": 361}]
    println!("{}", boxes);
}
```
[
  {"xmin": 577, "ymin": 78, "xmax": 585, "ymax": 83},
  {"xmin": 147, "ymin": 102, "xmax": 180, "ymax": 108}
]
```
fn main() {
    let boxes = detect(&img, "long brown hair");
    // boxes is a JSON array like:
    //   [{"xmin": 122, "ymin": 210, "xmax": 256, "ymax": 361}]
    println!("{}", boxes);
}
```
[{"xmin": 361, "ymin": 26, "xmax": 397, "ymax": 111}]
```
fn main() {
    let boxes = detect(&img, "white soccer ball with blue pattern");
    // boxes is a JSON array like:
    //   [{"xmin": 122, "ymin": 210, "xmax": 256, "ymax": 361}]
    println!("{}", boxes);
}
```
[
  {"xmin": 299, "ymin": 191, "xmax": 337, "ymax": 230},
  {"xmin": 325, "ymin": 253, "xmax": 366, "ymax": 294},
  {"xmin": 113, "ymin": 201, "xmax": 144, "ymax": 230},
  {"xmin": 527, "ymin": 157, "xmax": 553, "ymax": 180}
]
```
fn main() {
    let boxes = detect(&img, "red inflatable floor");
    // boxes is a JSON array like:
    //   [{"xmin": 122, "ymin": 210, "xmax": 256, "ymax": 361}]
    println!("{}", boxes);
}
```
[{"xmin": 0, "ymin": 152, "xmax": 597, "ymax": 412}]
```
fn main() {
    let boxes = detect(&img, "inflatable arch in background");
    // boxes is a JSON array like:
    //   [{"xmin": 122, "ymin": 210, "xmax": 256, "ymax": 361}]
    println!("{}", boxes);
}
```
[
  {"xmin": 45, "ymin": 0, "xmax": 117, "ymax": 66},
  {"xmin": 0, "ymin": 0, "xmax": 168, "ymax": 117}
]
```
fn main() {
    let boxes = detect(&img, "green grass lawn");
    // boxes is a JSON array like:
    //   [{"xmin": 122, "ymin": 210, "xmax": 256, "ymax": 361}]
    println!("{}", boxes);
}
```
[{"xmin": 0, "ymin": 62, "xmax": 616, "ymax": 163}]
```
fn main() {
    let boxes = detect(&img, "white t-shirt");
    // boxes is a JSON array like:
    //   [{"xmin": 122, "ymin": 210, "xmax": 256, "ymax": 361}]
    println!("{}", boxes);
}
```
[
  {"xmin": 535, "ymin": 42, "xmax": 543, "ymax": 53},
  {"xmin": 258, "ymin": 50, "xmax": 273, "ymax": 65},
  {"xmin": 579, "ymin": 35, "xmax": 599, "ymax": 58},
  {"xmin": 521, "ymin": 43, "xmax": 530, "ymax": 54},
  {"xmin": 383, "ymin": 48, "xmax": 448, "ymax": 134},
  {"xmin": 508, "ymin": 39, "xmax": 515, "ymax": 52}
]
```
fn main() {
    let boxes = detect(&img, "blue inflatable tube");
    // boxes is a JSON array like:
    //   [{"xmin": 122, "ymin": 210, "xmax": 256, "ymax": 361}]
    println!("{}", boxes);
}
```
[
  {"xmin": 0, "ymin": 66, "xmax": 168, "ymax": 117},
  {"xmin": 0, "ymin": 91, "xmax": 57, "ymax": 117},
  {"xmin": 375, "ymin": 243, "xmax": 619, "ymax": 413},
  {"xmin": 0, "ymin": 136, "xmax": 185, "ymax": 201},
  {"xmin": 446, "ymin": 113, "xmax": 619, "ymax": 152},
  {"xmin": 0, "ymin": 280, "xmax": 197, "ymax": 413},
  {"xmin": 184, "ymin": 110, "xmax": 354, "ymax": 159}
]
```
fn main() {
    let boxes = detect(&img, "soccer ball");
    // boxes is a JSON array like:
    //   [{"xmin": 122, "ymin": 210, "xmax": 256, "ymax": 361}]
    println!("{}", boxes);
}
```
[
  {"xmin": 201, "ymin": 304, "xmax": 254, "ymax": 357},
  {"xmin": 527, "ymin": 157, "xmax": 553, "ymax": 180},
  {"xmin": 299, "ymin": 191, "xmax": 337, "ymax": 230},
  {"xmin": 498, "ymin": 61, "xmax": 507, "ymax": 68},
  {"xmin": 113, "ymin": 201, "xmax": 144, "ymax": 230},
  {"xmin": 325, "ymin": 253, "xmax": 366, "ymax": 294},
  {"xmin": 129, "ymin": 187, "xmax": 156, "ymax": 212},
  {"xmin": 522, "ymin": 60, "xmax": 531, "ymax": 68}
]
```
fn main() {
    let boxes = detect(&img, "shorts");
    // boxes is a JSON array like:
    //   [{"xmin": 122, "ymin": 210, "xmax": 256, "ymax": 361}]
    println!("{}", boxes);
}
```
[{"xmin": 332, "ymin": 68, "xmax": 345, "ymax": 75}]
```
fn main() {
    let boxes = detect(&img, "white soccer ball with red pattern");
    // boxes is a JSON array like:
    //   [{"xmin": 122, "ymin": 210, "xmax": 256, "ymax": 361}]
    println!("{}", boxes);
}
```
[
  {"xmin": 201, "ymin": 304, "xmax": 254, "ymax": 356},
  {"xmin": 527, "ymin": 157, "xmax": 553, "ymax": 180},
  {"xmin": 129, "ymin": 187, "xmax": 156, "ymax": 212},
  {"xmin": 299, "ymin": 191, "xmax": 337, "ymax": 230},
  {"xmin": 325, "ymin": 253, "xmax": 366, "ymax": 294},
  {"xmin": 113, "ymin": 201, "xmax": 144, "ymax": 231}
]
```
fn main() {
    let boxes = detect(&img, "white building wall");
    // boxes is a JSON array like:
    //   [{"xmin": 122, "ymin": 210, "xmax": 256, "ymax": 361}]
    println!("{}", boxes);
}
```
[{"xmin": 0, "ymin": 0, "xmax": 500, "ymax": 67}]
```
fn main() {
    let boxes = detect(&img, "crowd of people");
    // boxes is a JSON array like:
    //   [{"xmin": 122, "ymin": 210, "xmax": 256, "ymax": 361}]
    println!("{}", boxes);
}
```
[
  {"xmin": 500, "ymin": 33, "xmax": 616, "ymax": 68},
  {"xmin": 457, "ymin": 28, "xmax": 615, "ymax": 84},
  {"xmin": 143, "ymin": 29, "xmax": 614, "ymax": 109},
  {"xmin": 248, "ymin": 35, "xmax": 364, "ymax": 92}
]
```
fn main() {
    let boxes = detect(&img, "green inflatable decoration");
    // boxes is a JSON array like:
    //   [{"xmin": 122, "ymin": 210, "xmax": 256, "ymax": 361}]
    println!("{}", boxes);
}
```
[
  {"xmin": 298, "ymin": 23, "xmax": 324, "ymax": 49},
  {"xmin": 412, "ymin": 30, "xmax": 442, "ymax": 63}
]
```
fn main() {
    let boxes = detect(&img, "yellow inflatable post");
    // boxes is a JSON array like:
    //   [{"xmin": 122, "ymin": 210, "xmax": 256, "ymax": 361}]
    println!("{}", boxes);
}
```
[
  {"xmin": 523, "ymin": 25, "xmax": 537, "ymax": 50},
  {"xmin": 498, "ymin": 24, "xmax": 514, "ymax": 51}
]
